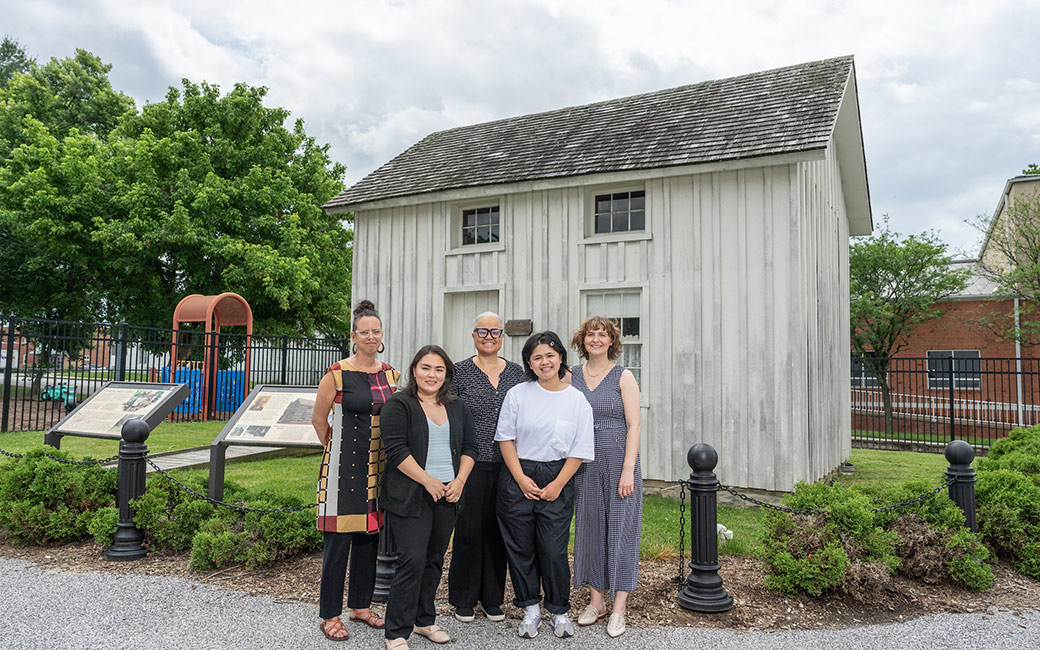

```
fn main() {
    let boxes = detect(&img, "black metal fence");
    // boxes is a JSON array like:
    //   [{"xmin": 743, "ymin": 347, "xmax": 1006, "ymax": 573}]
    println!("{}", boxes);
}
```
[
  {"xmin": 1, "ymin": 316, "xmax": 349, "ymax": 432},
  {"xmin": 852, "ymin": 356, "xmax": 1040, "ymax": 452}
]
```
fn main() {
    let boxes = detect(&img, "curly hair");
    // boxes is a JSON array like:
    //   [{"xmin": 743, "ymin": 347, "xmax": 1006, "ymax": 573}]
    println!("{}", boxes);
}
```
[{"xmin": 571, "ymin": 316, "xmax": 622, "ymax": 361}]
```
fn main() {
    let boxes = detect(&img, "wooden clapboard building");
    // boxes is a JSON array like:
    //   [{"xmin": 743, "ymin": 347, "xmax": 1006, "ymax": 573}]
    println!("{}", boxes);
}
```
[{"xmin": 324, "ymin": 56, "xmax": 872, "ymax": 490}]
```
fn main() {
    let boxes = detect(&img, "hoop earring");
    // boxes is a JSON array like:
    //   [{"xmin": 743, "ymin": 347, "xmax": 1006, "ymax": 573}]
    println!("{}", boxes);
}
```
[
  {"xmin": 377, "ymin": 343, "xmax": 385, "ymax": 354},
  {"xmin": 351, "ymin": 344, "xmax": 357, "ymax": 354}
]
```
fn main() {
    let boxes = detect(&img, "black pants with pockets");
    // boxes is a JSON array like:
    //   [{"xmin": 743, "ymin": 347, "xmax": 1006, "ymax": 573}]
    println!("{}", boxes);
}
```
[
  {"xmin": 385, "ymin": 494, "xmax": 457, "ymax": 640},
  {"xmin": 448, "ymin": 461, "xmax": 508, "ymax": 609},
  {"xmin": 497, "ymin": 458, "xmax": 575, "ymax": 615},
  {"xmin": 319, "ymin": 531, "xmax": 379, "ymax": 619}
]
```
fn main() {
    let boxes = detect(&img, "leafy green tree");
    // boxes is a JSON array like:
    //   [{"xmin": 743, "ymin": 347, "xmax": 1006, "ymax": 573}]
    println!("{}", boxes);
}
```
[
  {"xmin": 0, "ymin": 48, "xmax": 134, "ymax": 161},
  {"xmin": 973, "ymin": 185, "xmax": 1040, "ymax": 345},
  {"xmin": 93, "ymin": 80, "xmax": 351, "ymax": 335},
  {"xmin": 850, "ymin": 218, "xmax": 970, "ymax": 435},
  {"xmin": 0, "ymin": 36, "xmax": 34, "ymax": 88},
  {"xmin": 1024, "ymin": 163, "xmax": 1040, "ymax": 175}
]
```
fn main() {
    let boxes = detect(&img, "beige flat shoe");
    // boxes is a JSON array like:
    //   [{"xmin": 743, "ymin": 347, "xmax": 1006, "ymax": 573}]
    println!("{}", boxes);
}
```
[
  {"xmin": 606, "ymin": 612, "xmax": 626, "ymax": 638},
  {"xmin": 386, "ymin": 638, "xmax": 409, "ymax": 649},
  {"xmin": 577, "ymin": 604, "xmax": 607, "ymax": 626},
  {"xmin": 413, "ymin": 624, "xmax": 451, "ymax": 643}
]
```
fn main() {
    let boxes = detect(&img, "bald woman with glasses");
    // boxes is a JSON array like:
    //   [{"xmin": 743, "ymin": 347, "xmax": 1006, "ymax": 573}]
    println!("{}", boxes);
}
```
[{"xmin": 446, "ymin": 312, "xmax": 525, "ymax": 624}]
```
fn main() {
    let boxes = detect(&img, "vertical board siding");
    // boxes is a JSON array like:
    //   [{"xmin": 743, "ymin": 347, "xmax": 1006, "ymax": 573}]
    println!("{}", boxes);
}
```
[{"xmin": 352, "ymin": 144, "xmax": 853, "ymax": 489}]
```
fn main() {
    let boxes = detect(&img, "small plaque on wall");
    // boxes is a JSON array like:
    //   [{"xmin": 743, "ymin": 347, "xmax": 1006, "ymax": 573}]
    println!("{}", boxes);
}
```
[{"xmin": 505, "ymin": 319, "xmax": 533, "ymax": 336}]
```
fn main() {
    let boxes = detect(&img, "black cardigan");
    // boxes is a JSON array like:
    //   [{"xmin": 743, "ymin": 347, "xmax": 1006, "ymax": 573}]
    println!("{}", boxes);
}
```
[{"xmin": 379, "ymin": 392, "xmax": 478, "ymax": 517}]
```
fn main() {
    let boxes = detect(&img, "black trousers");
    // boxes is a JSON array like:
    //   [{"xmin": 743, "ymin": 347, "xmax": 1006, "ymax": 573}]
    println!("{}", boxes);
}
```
[
  {"xmin": 497, "ymin": 459, "xmax": 575, "ymax": 615},
  {"xmin": 385, "ymin": 496, "xmax": 457, "ymax": 640},
  {"xmin": 319, "ymin": 531, "xmax": 379, "ymax": 619},
  {"xmin": 448, "ymin": 461, "xmax": 508, "ymax": 609}
]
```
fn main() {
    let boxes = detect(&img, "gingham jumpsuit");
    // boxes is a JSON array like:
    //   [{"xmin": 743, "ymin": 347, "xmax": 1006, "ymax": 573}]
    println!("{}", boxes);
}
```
[{"xmin": 571, "ymin": 364, "xmax": 642, "ymax": 595}]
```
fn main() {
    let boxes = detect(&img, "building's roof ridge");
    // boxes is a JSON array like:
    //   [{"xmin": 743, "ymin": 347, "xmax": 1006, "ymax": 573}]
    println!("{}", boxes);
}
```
[{"xmin": 325, "ymin": 56, "xmax": 855, "ymax": 209}]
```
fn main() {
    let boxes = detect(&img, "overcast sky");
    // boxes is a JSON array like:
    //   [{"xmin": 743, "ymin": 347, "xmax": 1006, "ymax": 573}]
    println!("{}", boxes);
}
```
[{"xmin": 5, "ymin": 0, "xmax": 1039, "ymax": 257}]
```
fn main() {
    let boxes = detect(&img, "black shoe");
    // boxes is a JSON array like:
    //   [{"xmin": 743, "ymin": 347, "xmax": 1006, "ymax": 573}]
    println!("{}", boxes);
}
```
[
  {"xmin": 454, "ymin": 607, "xmax": 475, "ymax": 622},
  {"xmin": 480, "ymin": 604, "xmax": 506, "ymax": 622}
]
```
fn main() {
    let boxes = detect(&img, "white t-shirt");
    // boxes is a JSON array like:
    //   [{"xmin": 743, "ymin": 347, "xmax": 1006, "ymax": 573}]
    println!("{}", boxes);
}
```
[{"xmin": 494, "ymin": 380, "xmax": 595, "ymax": 462}]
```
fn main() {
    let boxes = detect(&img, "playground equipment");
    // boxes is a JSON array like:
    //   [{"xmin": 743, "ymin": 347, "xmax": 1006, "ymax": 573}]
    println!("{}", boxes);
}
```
[{"xmin": 168, "ymin": 293, "xmax": 252, "ymax": 421}]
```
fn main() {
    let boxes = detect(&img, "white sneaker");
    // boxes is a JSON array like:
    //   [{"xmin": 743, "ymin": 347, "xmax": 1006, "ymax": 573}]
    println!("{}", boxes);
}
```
[
  {"xmin": 606, "ymin": 612, "xmax": 626, "ymax": 638},
  {"xmin": 518, "ymin": 615, "xmax": 540, "ymax": 639},
  {"xmin": 577, "ymin": 604, "xmax": 607, "ymax": 626},
  {"xmin": 552, "ymin": 614, "xmax": 575, "ymax": 638}
]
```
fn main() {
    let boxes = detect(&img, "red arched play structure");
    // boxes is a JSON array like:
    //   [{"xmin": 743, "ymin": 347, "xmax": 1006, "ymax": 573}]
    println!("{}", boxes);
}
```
[{"xmin": 169, "ymin": 293, "xmax": 253, "ymax": 421}]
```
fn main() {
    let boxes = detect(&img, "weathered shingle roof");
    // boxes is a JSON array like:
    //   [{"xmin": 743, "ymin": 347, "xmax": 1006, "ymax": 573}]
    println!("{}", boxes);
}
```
[{"xmin": 325, "ymin": 56, "xmax": 854, "ymax": 209}]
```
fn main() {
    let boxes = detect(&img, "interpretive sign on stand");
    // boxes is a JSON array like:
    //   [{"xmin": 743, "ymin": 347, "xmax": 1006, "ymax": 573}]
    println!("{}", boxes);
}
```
[
  {"xmin": 45, "ymin": 382, "xmax": 190, "ymax": 449},
  {"xmin": 208, "ymin": 385, "xmax": 323, "ymax": 499}
]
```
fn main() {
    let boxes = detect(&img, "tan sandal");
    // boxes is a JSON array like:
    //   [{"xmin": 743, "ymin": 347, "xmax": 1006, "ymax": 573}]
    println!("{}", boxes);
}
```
[
  {"xmin": 320, "ymin": 617, "xmax": 349, "ymax": 641},
  {"xmin": 413, "ymin": 624, "xmax": 451, "ymax": 643},
  {"xmin": 349, "ymin": 608, "xmax": 385, "ymax": 628}
]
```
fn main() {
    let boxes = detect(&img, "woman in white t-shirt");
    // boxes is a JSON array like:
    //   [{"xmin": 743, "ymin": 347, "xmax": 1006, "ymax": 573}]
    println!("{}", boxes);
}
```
[{"xmin": 495, "ymin": 331, "xmax": 594, "ymax": 640}]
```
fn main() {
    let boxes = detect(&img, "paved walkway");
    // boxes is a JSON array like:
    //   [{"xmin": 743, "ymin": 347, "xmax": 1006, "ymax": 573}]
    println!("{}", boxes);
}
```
[
  {"xmin": 2, "ymin": 557, "xmax": 1037, "ymax": 650},
  {"xmin": 101, "ymin": 445, "xmax": 306, "ymax": 473}
]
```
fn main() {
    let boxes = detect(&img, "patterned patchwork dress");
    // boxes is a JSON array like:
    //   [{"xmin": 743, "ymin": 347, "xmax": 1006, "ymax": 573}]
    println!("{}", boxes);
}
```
[{"xmin": 317, "ymin": 359, "xmax": 400, "ymax": 533}]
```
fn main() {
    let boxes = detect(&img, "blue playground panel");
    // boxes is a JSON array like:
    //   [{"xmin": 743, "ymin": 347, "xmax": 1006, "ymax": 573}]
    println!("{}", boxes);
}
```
[{"xmin": 161, "ymin": 368, "xmax": 245, "ymax": 414}]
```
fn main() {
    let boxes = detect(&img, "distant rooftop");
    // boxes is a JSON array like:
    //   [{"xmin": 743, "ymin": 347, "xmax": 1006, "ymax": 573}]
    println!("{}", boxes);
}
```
[{"xmin": 325, "ymin": 56, "xmax": 856, "ymax": 210}]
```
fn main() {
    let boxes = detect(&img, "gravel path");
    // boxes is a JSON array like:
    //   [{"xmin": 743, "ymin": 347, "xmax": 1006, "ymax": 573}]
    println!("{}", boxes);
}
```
[{"xmin": 4, "ymin": 556, "xmax": 1038, "ymax": 650}]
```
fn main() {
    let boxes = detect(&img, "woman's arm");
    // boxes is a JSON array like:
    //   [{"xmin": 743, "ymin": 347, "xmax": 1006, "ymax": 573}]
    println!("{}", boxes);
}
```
[
  {"xmin": 617, "ymin": 369, "xmax": 642, "ymax": 499},
  {"xmin": 445, "ymin": 403, "xmax": 479, "ymax": 502},
  {"xmin": 539, "ymin": 457, "xmax": 583, "ymax": 501},
  {"xmin": 310, "ymin": 372, "xmax": 336, "ymax": 446},
  {"xmin": 396, "ymin": 454, "xmax": 447, "ymax": 501},
  {"xmin": 499, "ymin": 440, "xmax": 541, "ymax": 500}
]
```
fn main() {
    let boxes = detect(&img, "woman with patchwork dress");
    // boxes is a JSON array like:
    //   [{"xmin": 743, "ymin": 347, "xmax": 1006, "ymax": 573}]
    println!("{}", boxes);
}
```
[
  {"xmin": 311, "ymin": 300, "xmax": 401, "ymax": 642},
  {"xmin": 570, "ymin": 316, "xmax": 643, "ymax": 639}
]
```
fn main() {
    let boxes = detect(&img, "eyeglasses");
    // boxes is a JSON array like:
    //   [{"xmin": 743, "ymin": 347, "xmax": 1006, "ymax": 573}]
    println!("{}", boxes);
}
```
[
  {"xmin": 473, "ymin": 328, "xmax": 504, "ymax": 339},
  {"xmin": 355, "ymin": 329, "xmax": 383, "ymax": 337}
]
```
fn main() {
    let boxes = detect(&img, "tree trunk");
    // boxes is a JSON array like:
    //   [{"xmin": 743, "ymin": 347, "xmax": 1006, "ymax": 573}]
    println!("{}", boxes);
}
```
[{"xmin": 881, "ymin": 380, "xmax": 894, "ymax": 438}]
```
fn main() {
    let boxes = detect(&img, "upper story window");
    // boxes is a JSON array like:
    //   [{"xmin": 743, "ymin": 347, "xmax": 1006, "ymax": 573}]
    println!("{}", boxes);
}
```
[
  {"xmin": 594, "ymin": 190, "xmax": 645, "ymax": 234},
  {"xmin": 461, "ymin": 206, "xmax": 500, "ymax": 245}
]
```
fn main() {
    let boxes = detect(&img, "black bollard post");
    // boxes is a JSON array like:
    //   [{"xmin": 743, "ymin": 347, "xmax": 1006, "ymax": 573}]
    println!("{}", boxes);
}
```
[
  {"xmin": 944, "ymin": 439, "xmax": 977, "ymax": 533},
  {"xmin": 372, "ymin": 520, "xmax": 397, "ymax": 603},
  {"xmin": 678, "ymin": 443, "xmax": 734, "ymax": 612},
  {"xmin": 105, "ymin": 419, "xmax": 151, "ymax": 561}
]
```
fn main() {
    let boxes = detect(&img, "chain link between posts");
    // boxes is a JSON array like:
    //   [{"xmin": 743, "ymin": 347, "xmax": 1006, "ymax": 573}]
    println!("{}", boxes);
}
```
[
  {"xmin": 674, "ymin": 476, "xmax": 957, "ymax": 588},
  {"xmin": 145, "ymin": 457, "xmax": 318, "ymax": 514},
  {"xmin": 0, "ymin": 446, "xmax": 118, "ymax": 466}
]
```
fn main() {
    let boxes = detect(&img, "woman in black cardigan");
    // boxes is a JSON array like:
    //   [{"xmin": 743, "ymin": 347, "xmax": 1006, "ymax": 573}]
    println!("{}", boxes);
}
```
[{"xmin": 380, "ymin": 345, "xmax": 478, "ymax": 649}]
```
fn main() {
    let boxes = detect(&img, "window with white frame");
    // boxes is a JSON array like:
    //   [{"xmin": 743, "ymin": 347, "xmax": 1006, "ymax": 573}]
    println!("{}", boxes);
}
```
[
  {"xmin": 461, "ymin": 205, "xmax": 500, "ymax": 245},
  {"xmin": 926, "ymin": 350, "xmax": 981, "ymax": 390},
  {"xmin": 851, "ymin": 354, "xmax": 883, "ymax": 389},
  {"xmin": 586, "ymin": 291, "xmax": 642, "ymax": 386},
  {"xmin": 593, "ymin": 190, "xmax": 645, "ymax": 234}
]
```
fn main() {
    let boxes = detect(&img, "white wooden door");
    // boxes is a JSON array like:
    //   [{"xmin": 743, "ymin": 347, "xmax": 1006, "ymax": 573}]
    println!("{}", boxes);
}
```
[{"xmin": 443, "ymin": 290, "xmax": 499, "ymax": 365}]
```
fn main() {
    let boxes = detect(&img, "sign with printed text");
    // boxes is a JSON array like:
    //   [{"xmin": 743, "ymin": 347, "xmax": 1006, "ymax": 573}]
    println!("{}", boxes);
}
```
[
  {"xmin": 49, "ymin": 382, "xmax": 190, "ymax": 439},
  {"xmin": 217, "ymin": 385, "xmax": 322, "ymax": 447}
]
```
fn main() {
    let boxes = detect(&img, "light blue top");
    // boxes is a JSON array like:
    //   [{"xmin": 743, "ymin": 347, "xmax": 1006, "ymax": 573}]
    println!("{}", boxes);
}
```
[{"xmin": 425, "ymin": 418, "xmax": 456, "ymax": 483}]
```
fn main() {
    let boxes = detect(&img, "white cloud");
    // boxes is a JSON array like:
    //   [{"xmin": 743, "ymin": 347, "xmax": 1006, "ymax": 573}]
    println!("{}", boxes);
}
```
[{"xmin": 4, "ymin": 0, "xmax": 1039, "ymax": 254}]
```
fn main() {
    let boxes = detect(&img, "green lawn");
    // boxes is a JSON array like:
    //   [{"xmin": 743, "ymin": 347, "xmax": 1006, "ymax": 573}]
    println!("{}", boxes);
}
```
[
  {"xmin": 836, "ymin": 447, "xmax": 953, "ymax": 485},
  {"xmin": 171, "ymin": 453, "xmax": 321, "ymax": 501},
  {"xmin": 0, "ymin": 420, "xmax": 225, "ymax": 459}
]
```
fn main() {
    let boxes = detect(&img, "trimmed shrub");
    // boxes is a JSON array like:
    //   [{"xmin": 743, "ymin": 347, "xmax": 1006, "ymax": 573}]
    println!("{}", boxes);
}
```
[
  {"xmin": 131, "ymin": 474, "xmax": 240, "ymax": 551},
  {"xmin": 0, "ymin": 447, "xmax": 117, "ymax": 544},
  {"xmin": 87, "ymin": 507, "xmax": 119, "ymax": 546},
  {"xmin": 761, "ymin": 478, "xmax": 993, "ymax": 596}
]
